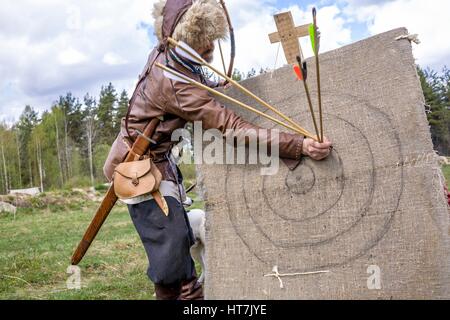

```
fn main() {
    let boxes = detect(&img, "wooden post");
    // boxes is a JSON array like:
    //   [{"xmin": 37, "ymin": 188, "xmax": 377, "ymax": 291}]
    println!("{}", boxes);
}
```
[
  {"xmin": 268, "ymin": 12, "xmax": 310, "ymax": 64},
  {"xmin": 268, "ymin": 11, "xmax": 323, "ymax": 142}
]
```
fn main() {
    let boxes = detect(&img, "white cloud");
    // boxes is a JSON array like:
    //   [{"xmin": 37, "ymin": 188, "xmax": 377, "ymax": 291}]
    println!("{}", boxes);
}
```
[
  {"xmin": 293, "ymin": 5, "xmax": 352, "ymax": 58},
  {"xmin": 211, "ymin": 0, "xmax": 352, "ymax": 74},
  {"xmin": 103, "ymin": 52, "xmax": 129, "ymax": 66},
  {"xmin": 58, "ymin": 48, "xmax": 88, "ymax": 66},
  {"xmin": 1, "ymin": 0, "xmax": 448, "ymax": 122},
  {"xmin": 0, "ymin": 0, "xmax": 157, "ymax": 120},
  {"xmin": 342, "ymin": 0, "xmax": 450, "ymax": 69}
]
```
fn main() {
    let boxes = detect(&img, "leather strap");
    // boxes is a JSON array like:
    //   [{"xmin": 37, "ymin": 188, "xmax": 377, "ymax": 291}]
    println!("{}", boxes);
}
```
[
  {"xmin": 125, "ymin": 51, "xmax": 162, "ymax": 143},
  {"xmin": 122, "ymin": 138, "xmax": 141, "ymax": 161},
  {"xmin": 152, "ymin": 190, "xmax": 169, "ymax": 216},
  {"xmin": 125, "ymin": 2, "xmax": 194, "ymax": 143}
]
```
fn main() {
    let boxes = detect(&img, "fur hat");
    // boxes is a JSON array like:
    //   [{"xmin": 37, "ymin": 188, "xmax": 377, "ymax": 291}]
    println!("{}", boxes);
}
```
[{"xmin": 153, "ymin": 0, "xmax": 228, "ymax": 51}]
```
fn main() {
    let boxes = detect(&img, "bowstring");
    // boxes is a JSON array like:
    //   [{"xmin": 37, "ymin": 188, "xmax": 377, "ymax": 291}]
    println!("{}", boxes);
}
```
[{"xmin": 271, "ymin": 42, "xmax": 281, "ymax": 79}]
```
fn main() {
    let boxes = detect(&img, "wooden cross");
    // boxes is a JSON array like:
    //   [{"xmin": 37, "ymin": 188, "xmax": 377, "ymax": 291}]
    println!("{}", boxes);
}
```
[{"xmin": 268, "ymin": 11, "xmax": 310, "ymax": 65}]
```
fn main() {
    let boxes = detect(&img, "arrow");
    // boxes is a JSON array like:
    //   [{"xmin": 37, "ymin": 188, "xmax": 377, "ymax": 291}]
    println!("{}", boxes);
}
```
[
  {"xmin": 311, "ymin": 7, "xmax": 324, "ymax": 142},
  {"xmin": 295, "ymin": 55, "xmax": 321, "ymax": 142}
]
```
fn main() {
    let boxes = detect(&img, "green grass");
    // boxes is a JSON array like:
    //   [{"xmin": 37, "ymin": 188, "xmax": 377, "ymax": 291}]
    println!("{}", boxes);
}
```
[
  {"xmin": 443, "ymin": 165, "xmax": 450, "ymax": 188},
  {"xmin": 0, "ymin": 192, "xmax": 203, "ymax": 300},
  {"xmin": 0, "ymin": 164, "xmax": 447, "ymax": 300}
]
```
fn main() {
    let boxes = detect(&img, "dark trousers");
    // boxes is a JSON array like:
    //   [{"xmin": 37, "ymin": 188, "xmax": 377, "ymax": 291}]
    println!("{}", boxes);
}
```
[{"xmin": 128, "ymin": 196, "xmax": 197, "ymax": 286}]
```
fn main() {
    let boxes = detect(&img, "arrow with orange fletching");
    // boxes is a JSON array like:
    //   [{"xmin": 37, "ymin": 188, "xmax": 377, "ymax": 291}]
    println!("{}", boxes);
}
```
[{"xmin": 293, "ymin": 54, "xmax": 321, "ymax": 142}]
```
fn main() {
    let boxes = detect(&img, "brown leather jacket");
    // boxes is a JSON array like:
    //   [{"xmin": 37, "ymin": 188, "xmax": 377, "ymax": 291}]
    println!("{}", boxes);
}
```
[{"xmin": 103, "ymin": 48, "xmax": 304, "ymax": 182}]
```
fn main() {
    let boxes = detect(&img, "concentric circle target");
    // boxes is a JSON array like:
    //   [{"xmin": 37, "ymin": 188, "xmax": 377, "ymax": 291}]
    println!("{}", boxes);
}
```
[{"xmin": 223, "ymin": 92, "xmax": 404, "ymax": 273}]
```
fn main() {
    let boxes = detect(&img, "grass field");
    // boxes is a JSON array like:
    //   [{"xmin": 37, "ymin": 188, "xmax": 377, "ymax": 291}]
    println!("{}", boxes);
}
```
[
  {"xmin": 443, "ymin": 165, "xmax": 450, "ymax": 188},
  {"xmin": 0, "ymin": 166, "xmax": 449, "ymax": 300},
  {"xmin": 0, "ymin": 190, "xmax": 204, "ymax": 300}
]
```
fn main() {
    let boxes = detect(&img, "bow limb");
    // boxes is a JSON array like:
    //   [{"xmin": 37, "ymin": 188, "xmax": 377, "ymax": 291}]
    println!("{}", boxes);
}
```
[{"xmin": 219, "ymin": 0, "xmax": 235, "ymax": 81}]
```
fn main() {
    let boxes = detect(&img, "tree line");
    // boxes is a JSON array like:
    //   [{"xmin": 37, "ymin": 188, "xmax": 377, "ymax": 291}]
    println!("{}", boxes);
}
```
[
  {"xmin": 418, "ymin": 66, "xmax": 450, "ymax": 155},
  {"xmin": 0, "ymin": 83, "xmax": 129, "ymax": 194},
  {"xmin": 0, "ymin": 66, "xmax": 449, "ymax": 194}
]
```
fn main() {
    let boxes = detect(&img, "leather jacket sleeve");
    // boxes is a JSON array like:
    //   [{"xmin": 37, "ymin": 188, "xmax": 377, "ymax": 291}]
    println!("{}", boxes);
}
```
[
  {"xmin": 204, "ymin": 78, "xmax": 221, "ymax": 88},
  {"xmin": 161, "ymin": 79, "xmax": 304, "ymax": 162}
]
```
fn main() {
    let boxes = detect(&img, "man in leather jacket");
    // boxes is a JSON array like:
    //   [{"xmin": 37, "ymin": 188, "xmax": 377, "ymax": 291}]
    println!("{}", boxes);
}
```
[{"xmin": 103, "ymin": 0, "xmax": 332, "ymax": 300}]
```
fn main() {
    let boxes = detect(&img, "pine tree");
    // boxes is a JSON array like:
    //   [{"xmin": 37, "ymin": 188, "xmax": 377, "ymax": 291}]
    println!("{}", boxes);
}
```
[
  {"xmin": 97, "ymin": 83, "xmax": 117, "ymax": 145},
  {"xmin": 84, "ymin": 94, "xmax": 98, "ymax": 187},
  {"xmin": 442, "ymin": 67, "xmax": 450, "ymax": 107},
  {"xmin": 17, "ymin": 106, "xmax": 39, "ymax": 187},
  {"xmin": 57, "ymin": 93, "xmax": 83, "ymax": 145},
  {"xmin": 115, "ymin": 90, "xmax": 129, "ymax": 133},
  {"xmin": 56, "ymin": 93, "xmax": 83, "ymax": 179},
  {"xmin": 232, "ymin": 69, "xmax": 243, "ymax": 81},
  {"xmin": 418, "ymin": 66, "xmax": 450, "ymax": 155},
  {"xmin": 52, "ymin": 107, "xmax": 65, "ymax": 187},
  {"xmin": 440, "ymin": 67, "xmax": 450, "ymax": 155},
  {"xmin": 246, "ymin": 68, "xmax": 256, "ymax": 79}
]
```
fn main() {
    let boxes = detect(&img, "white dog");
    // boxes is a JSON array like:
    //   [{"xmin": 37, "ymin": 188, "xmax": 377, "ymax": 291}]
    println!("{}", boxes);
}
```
[{"xmin": 184, "ymin": 197, "xmax": 206, "ymax": 284}]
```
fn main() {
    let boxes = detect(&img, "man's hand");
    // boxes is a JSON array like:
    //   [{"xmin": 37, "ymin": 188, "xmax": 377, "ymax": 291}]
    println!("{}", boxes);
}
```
[
  {"xmin": 302, "ymin": 136, "xmax": 332, "ymax": 161},
  {"xmin": 218, "ymin": 80, "xmax": 232, "ymax": 90}
]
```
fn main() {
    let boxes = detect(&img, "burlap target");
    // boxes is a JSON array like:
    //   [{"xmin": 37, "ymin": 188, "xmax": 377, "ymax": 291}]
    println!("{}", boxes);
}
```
[{"xmin": 201, "ymin": 29, "xmax": 450, "ymax": 299}]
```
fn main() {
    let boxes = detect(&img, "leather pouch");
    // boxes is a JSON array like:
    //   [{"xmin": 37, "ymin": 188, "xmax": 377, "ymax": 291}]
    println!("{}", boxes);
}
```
[{"xmin": 113, "ymin": 158, "xmax": 163, "ymax": 200}]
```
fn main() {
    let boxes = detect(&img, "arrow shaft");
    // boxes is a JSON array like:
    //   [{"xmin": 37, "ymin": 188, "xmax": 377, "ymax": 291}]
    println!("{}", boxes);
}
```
[
  {"xmin": 315, "ymin": 54, "xmax": 323, "ymax": 142},
  {"xmin": 312, "ymin": 8, "xmax": 324, "ymax": 142},
  {"xmin": 302, "ymin": 79, "xmax": 321, "ymax": 142}
]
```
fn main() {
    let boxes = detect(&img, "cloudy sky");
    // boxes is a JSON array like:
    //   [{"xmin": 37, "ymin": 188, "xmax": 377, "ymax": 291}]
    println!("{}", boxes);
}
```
[{"xmin": 1, "ymin": 0, "xmax": 449, "ymax": 122}]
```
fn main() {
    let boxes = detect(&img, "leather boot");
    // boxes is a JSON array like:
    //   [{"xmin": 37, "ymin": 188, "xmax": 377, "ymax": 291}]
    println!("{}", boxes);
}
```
[
  {"xmin": 179, "ymin": 277, "xmax": 204, "ymax": 300},
  {"xmin": 154, "ymin": 283, "xmax": 181, "ymax": 300}
]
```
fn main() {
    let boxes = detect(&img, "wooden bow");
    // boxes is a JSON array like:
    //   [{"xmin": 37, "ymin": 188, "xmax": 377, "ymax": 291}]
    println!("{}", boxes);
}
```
[{"xmin": 218, "ymin": 0, "xmax": 235, "ymax": 80}]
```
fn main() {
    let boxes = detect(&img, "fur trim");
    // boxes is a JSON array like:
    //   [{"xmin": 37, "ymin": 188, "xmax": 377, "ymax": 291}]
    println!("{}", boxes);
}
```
[
  {"xmin": 152, "ymin": 0, "xmax": 228, "ymax": 51},
  {"xmin": 152, "ymin": 0, "xmax": 165, "ymax": 42}
]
